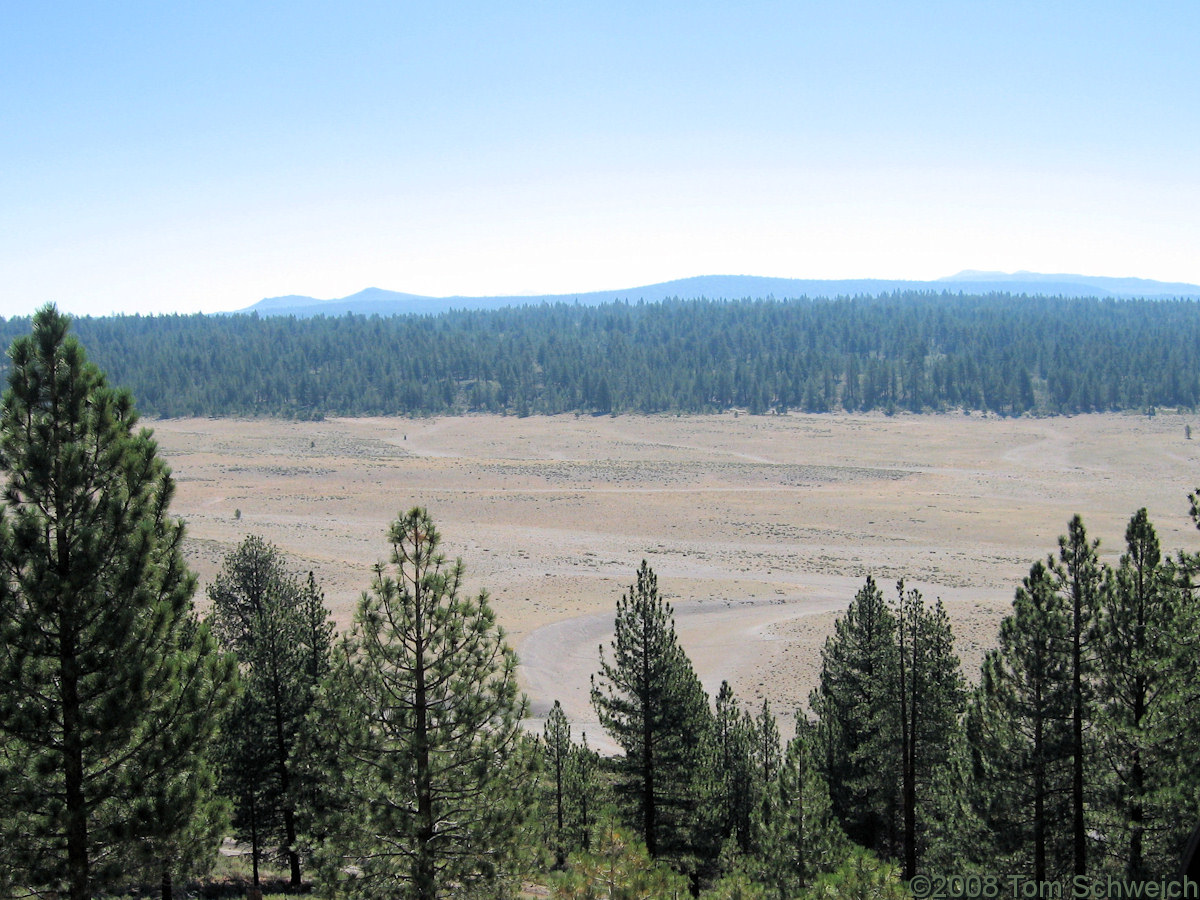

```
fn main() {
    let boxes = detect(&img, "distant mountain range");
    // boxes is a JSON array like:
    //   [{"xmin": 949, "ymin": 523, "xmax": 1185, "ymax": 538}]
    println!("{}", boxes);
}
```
[{"xmin": 238, "ymin": 272, "xmax": 1200, "ymax": 318}]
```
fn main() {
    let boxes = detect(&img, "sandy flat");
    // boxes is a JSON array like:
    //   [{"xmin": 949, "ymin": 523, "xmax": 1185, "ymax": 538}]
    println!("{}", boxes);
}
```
[{"xmin": 152, "ymin": 411, "xmax": 1200, "ymax": 744}]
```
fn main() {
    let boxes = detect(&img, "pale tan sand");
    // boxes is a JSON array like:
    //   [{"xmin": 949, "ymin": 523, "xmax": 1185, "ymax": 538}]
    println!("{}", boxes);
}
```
[{"xmin": 152, "ymin": 411, "xmax": 1200, "ymax": 745}]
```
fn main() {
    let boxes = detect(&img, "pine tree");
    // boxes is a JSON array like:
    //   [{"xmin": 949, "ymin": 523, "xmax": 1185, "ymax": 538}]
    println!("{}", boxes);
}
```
[
  {"xmin": 966, "ymin": 560, "xmax": 1073, "ymax": 880},
  {"xmin": 293, "ymin": 569, "xmax": 335, "ymax": 864},
  {"xmin": 299, "ymin": 571, "xmax": 335, "ymax": 685},
  {"xmin": 748, "ymin": 700, "xmax": 777, "ymax": 816},
  {"xmin": 121, "ymin": 611, "xmax": 236, "ymax": 900},
  {"xmin": 551, "ymin": 815, "xmax": 692, "ymax": 900},
  {"xmin": 811, "ymin": 576, "xmax": 963, "ymax": 875},
  {"xmin": 545, "ymin": 700, "xmax": 572, "ymax": 869},
  {"xmin": 1092, "ymin": 509, "xmax": 1190, "ymax": 877},
  {"xmin": 892, "ymin": 582, "xmax": 966, "ymax": 879},
  {"xmin": 810, "ymin": 576, "xmax": 901, "ymax": 857},
  {"xmin": 760, "ymin": 717, "xmax": 848, "ymax": 897},
  {"xmin": 591, "ymin": 560, "xmax": 712, "ymax": 863},
  {"xmin": 220, "ymin": 685, "xmax": 279, "ymax": 888},
  {"xmin": 0, "ymin": 306, "xmax": 237, "ymax": 899},
  {"xmin": 804, "ymin": 846, "xmax": 908, "ymax": 900},
  {"xmin": 317, "ymin": 507, "xmax": 531, "ymax": 899},
  {"xmin": 712, "ymin": 697, "xmax": 782, "ymax": 876},
  {"xmin": 707, "ymin": 681, "xmax": 755, "ymax": 857},
  {"xmin": 699, "ymin": 869, "xmax": 772, "ymax": 900},
  {"xmin": 1052, "ymin": 515, "xmax": 1103, "ymax": 877},
  {"xmin": 125, "ymin": 653, "xmax": 232, "ymax": 899},
  {"xmin": 750, "ymin": 699, "xmax": 781, "ymax": 840},
  {"xmin": 920, "ymin": 726, "xmax": 988, "ymax": 874},
  {"xmin": 566, "ymin": 735, "xmax": 600, "ymax": 854},
  {"xmin": 209, "ymin": 535, "xmax": 329, "ymax": 886}
]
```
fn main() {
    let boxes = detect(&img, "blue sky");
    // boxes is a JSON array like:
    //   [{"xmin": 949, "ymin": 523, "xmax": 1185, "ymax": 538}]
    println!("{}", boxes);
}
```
[{"xmin": 3, "ymin": 2, "xmax": 1198, "ymax": 317}]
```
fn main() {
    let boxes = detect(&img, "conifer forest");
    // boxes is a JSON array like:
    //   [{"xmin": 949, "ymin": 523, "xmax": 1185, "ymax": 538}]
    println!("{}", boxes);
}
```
[
  {"xmin": 0, "ymin": 293, "xmax": 1197, "ymax": 419},
  {"xmin": 2, "ymin": 303, "xmax": 1200, "ymax": 899}
]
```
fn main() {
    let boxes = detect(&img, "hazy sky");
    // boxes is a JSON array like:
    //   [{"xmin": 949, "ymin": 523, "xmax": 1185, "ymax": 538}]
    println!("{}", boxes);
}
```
[{"xmin": 3, "ymin": 2, "xmax": 1198, "ymax": 317}]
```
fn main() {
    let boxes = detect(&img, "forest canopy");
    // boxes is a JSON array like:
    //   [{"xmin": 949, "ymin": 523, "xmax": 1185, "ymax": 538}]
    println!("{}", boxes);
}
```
[{"xmin": 2, "ymin": 292, "xmax": 1198, "ymax": 419}]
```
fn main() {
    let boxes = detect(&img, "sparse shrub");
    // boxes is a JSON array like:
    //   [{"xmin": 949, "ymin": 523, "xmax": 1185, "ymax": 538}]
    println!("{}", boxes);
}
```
[{"xmin": 552, "ymin": 818, "xmax": 690, "ymax": 900}]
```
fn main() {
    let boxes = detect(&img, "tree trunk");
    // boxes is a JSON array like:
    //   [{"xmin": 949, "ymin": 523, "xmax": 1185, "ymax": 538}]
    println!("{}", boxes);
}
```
[
  {"xmin": 284, "ymin": 808, "xmax": 301, "ymax": 886},
  {"xmin": 897, "ymin": 592, "xmax": 917, "ymax": 881},
  {"xmin": 1033, "ymin": 697, "xmax": 1046, "ymax": 883},
  {"xmin": 554, "ymin": 754, "xmax": 565, "ymax": 869},
  {"xmin": 797, "ymin": 750, "xmax": 808, "ymax": 889},
  {"xmin": 642, "ymin": 614, "xmax": 657, "ymax": 858},
  {"xmin": 413, "ymin": 572, "xmax": 436, "ymax": 900},
  {"xmin": 1129, "ymin": 755, "xmax": 1144, "ymax": 879},
  {"xmin": 270, "ymin": 655, "xmax": 302, "ymax": 886},
  {"xmin": 1129, "ymin": 588, "xmax": 1147, "ymax": 879},
  {"xmin": 581, "ymin": 787, "xmax": 591, "ymax": 852},
  {"xmin": 62, "ymin": 610, "xmax": 89, "ymax": 896},
  {"xmin": 64, "ymin": 698, "xmax": 89, "ymax": 900},
  {"xmin": 1073, "ymin": 590, "xmax": 1086, "ymax": 877},
  {"xmin": 250, "ymin": 790, "xmax": 261, "ymax": 888}
]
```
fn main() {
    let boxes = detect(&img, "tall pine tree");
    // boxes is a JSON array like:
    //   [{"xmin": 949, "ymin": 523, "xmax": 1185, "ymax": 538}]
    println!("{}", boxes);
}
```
[
  {"xmin": 966, "ymin": 560, "xmax": 1073, "ymax": 880},
  {"xmin": 209, "ymin": 536, "xmax": 330, "ymax": 886},
  {"xmin": 760, "ymin": 717, "xmax": 848, "ymax": 897},
  {"xmin": 704, "ymin": 681, "xmax": 756, "ymax": 858},
  {"xmin": 811, "ymin": 576, "xmax": 964, "ymax": 875},
  {"xmin": 810, "ymin": 576, "xmax": 901, "ymax": 858},
  {"xmin": 565, "ymin": 735, "xmax": 600, "ymax": 855},
  {"xmin": 892, "ymin": 582, "xmax": 966, "ymax": 879},
  {"xmin": 316, "ymin": 507, "xmax": 532, "ymax": 899},
  {"xmin": 591, "ymin": 560, "xmax": 712, "ymax": 864},
  {"xmin": 544, "ymin": 700, "xmax": 572, "ymax": 870},
  {"xmin": 1092, "ymin": 509, "xmax": 1192, "ymax": 877},
  {"xmin": 750, "ymin": 699, "xmax": 781, "ymax": 843},
  {"xmin": 0, "ymin": 306, "xmax": 236, "ymax": 899},
  {"xmin": 1053, "ymin": 515, "xmax": 1103, "ymax": 877}
]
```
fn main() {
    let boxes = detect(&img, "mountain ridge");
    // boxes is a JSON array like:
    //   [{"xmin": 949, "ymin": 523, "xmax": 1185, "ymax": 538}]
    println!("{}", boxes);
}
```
[{"xmin": 239, "ymin": 272, "xmax": 1200, "ymax": 318}]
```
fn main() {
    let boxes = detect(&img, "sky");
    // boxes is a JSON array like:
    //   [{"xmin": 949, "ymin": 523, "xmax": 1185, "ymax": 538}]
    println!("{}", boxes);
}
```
[{"xmin": 3, "ymin": 2, "xmax": 1199, "ymax": 317}]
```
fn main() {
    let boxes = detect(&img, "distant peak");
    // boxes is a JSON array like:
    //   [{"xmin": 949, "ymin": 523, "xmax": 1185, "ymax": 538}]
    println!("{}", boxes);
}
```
[{"xmin": 940, "ymin": 270, "xmax": 1024, "ymax": 281}]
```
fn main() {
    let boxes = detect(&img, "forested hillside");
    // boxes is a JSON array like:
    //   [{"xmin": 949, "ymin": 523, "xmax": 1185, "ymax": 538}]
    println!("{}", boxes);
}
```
[{"xmin": 4, "ymin": 292, "xmax": 1199, "ymax": 418}]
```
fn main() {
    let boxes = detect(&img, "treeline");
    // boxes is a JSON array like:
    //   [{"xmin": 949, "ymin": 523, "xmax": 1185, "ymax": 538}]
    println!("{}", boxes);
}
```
[{"xmin": 2, "ymin": 292, "xmax": 1200, "ymax": 417}]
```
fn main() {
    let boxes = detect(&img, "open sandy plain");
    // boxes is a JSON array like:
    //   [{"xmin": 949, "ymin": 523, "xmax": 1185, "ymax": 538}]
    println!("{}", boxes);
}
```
[{"xmin": 154, "ymin": 411, "xmax": 1200, "ymax": 750}]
